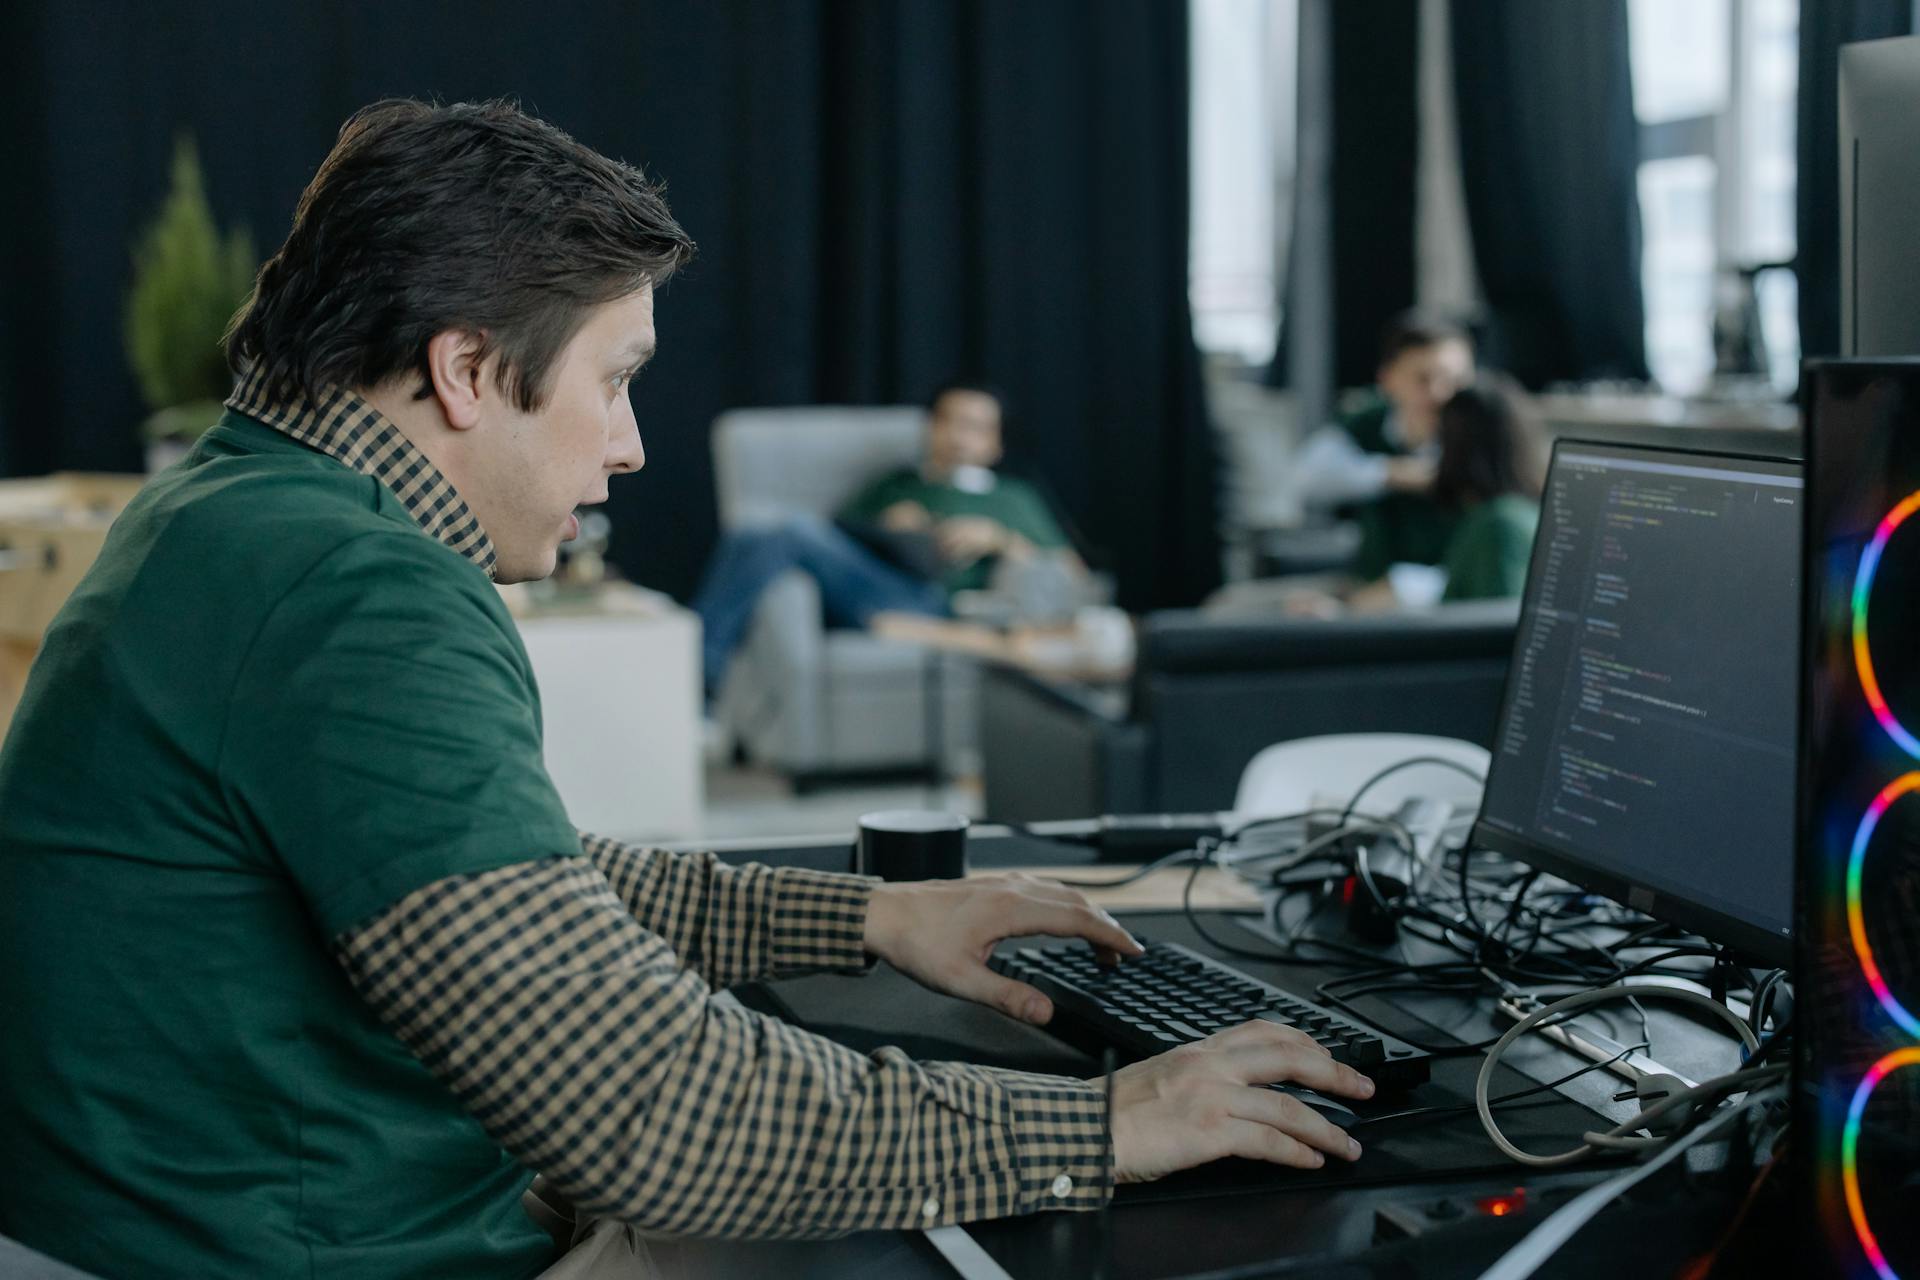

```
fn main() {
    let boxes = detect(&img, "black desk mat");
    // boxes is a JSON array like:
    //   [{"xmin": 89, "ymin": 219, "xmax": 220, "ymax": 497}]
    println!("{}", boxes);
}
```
[{"xmin": 748, "ymin": 909, "xmax": 1623, "ymax": 1203}]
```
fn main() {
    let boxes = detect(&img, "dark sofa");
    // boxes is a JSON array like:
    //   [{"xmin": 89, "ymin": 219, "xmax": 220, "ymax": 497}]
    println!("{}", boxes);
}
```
[{"xmin": 980, "ymin": 599, "xmax": 1519, "ymax": 821}]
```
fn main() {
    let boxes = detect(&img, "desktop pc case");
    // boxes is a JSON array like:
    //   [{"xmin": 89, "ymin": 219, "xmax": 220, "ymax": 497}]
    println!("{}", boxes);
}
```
[{"xmin": 1798, "ymin": 360, "xmax": 1920, "ymax": 1279}]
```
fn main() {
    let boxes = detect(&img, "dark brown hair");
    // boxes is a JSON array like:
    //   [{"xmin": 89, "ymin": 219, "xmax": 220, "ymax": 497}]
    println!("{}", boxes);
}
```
[
  {"xmin": 1378, "ymin": 309, "xmax": 1473, "ymax": 369},
  {"xmin": 225, "ymin": 99, "xmax": 695, "ymax": 410},
  {"xmin": 1433, "ymin": 375, "xmax": 1546, "ymax": 507}
]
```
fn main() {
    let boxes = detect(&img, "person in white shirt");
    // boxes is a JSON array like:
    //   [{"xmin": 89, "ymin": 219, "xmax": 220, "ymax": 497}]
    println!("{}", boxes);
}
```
[{"xmin": 1288, "ymin": 311, "xmax": 1476, "ymax": 511}]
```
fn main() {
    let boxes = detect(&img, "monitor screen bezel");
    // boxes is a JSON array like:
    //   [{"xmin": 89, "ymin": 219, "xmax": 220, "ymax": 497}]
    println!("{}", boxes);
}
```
[{"xmin": 1467, "ymin": 436, "xmax": 1802, "ymax": 969}]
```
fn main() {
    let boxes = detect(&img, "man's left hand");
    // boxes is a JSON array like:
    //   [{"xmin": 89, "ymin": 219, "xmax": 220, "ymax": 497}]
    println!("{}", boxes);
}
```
[{"xmin": 862, "ymin": 873, "xmax": 1144, "ymax": 1024}]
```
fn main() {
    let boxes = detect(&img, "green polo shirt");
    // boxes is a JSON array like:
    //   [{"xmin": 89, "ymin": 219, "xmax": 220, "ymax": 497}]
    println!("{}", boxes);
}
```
[
  {"xmin": 837, "ymin": 468, "xmax": 1070, "ymax": 593},
  {"xmin": 0, "ymin": 414, "xmax": 578, "ymax": 1278}
]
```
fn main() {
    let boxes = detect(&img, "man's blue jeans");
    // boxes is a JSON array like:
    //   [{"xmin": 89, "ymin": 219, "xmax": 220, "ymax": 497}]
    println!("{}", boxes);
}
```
[{"xmin": 691, "ymin": 515, "xmax": 948, "ymax": 698}]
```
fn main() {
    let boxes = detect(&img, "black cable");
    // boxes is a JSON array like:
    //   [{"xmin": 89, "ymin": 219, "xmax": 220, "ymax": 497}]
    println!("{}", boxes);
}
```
[
  {"xmin": 1045, "ymin": 845, "xmax": 1210, "ymax": 889},
  {"xmin": 1173, "ymin": 806, "xmax": 1433, "ymax": 973},
  {"xmin": 1337, "ymin": 754, "xmax": 1486, "ymax": 828},
  {"xmin": 1003, "ymin": 820, "xmax": 1097, "ymax": 846},
  {"xmin": 1170, "ymin": 759, "xmax": 1746, "ymax": 1064},
  {"xmin": 1459, "ymin": 845, "xmax": 1486, "ymax": 959},
  {"xmin": 1312, "ymin": 986, "xmax": 1509, "ymax": 1056},
  {"xmin": 1350, "ymin": 1040, "xmax": 1651, "ymax": 1130},
  {"xmin": 1492, "ymin": 870, "xmax": 1542, "ymax": 955},
  {"xmin": 1748, "ymin": 969, "xmax": 1786, "ymax": 1036},
  {"xmin": 1181, "ymin": 854, "xmax": 1359, "ymax": 969}
]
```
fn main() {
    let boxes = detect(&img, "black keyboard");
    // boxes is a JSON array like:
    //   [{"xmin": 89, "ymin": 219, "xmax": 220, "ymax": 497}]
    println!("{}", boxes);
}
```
[{"xmin": 990, "ymin": 938, "xmax": 1431, "ymax": 1091}]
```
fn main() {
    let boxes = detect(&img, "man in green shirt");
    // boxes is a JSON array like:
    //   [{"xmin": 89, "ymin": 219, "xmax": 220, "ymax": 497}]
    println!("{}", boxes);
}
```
[
  {"xmin": 0, "ymin": 99, "xmax": 1372, "ymax": 1280},
  {"xmin": 690, "ymin": 381, "xmax": 1080, "ymax": 696},
  {"xmin": 1289, "ymin": 312, "xmax": 1477, "ymax": 580}
]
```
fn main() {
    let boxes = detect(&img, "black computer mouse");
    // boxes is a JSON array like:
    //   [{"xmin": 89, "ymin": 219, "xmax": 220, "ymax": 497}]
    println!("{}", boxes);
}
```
[{"xmin": 1269, "ymin": 1083, "xmax": 1361, "ymax": 1130}]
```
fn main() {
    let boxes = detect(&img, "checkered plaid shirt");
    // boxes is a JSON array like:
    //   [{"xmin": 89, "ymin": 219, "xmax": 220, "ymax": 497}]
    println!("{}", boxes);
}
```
[{"xmin": 223, "ymin": 371, "xmax": 1112, "ymax": 1237}]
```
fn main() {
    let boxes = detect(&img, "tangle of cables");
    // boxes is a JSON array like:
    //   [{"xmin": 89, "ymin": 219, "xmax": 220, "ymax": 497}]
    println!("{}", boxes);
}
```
[{"xmin": 1037, "ymin": 754, "xmax": 1795, "ymax": 1166}]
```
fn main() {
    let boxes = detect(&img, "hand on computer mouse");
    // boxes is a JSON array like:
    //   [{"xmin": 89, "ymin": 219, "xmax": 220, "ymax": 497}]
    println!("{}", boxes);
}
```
[{"xmin": 1104, "ymin": 1021, "xmax": 1373, "ymax": 1182}]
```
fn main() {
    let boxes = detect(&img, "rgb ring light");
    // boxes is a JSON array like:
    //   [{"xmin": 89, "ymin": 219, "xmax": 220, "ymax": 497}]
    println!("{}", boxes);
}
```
[
  {"xmin": 1848, "ymin": 773, "xmax": 1920, "ymax": 1040},
  {"xmin": 1853, "ymin": 489, "xmax": 1920, "ymax": 760},
  {"xmin": 1844, "ymin": 1047, "xmax": 1920, "ymax": 1280}
]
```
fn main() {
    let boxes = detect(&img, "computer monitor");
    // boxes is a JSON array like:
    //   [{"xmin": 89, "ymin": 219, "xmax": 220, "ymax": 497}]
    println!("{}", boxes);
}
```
[
  {"xmin": 1840, "ymin": 35, "xmax": 1920, "ymax": 357},
  {"xmin": 1471, "ymin": 440, "xmax": 1801, "ymax": 966}
]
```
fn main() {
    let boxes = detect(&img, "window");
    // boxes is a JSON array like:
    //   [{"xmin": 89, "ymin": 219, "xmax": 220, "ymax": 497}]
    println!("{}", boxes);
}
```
[
  {"xmin": 1629, "ymin": 0, "xmax": 1799, "ymax": 394},
  {"xmin": 1188, "ymin": 0, "xmax": 1297, "ymax": 366}
]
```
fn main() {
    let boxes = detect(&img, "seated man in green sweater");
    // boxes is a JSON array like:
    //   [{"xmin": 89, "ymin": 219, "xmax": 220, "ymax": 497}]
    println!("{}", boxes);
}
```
[{"xmin": 691, "ymin": 381, "xmax": 1082, "ymax": 696}]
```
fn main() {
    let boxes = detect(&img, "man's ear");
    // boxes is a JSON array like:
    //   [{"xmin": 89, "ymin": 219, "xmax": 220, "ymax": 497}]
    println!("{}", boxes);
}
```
[{"xmin": 423, "ymin": 329, "xmax": 491, "ymax": 431}]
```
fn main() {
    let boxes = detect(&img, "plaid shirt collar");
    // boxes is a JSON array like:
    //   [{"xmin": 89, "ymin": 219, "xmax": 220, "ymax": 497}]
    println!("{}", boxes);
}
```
[{"xmin": 225, "ymin": 366, "xmax": 497, "ymax": 580}]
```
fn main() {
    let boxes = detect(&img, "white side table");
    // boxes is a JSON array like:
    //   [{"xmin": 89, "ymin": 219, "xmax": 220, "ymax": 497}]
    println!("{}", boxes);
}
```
[{"xmin": 508, "ymin": 583, "xmax": 704, "ymax": 841}]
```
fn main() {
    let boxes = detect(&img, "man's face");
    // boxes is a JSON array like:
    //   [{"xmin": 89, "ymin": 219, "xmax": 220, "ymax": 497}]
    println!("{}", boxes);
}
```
[
  {"xmin": 1377, "ymin": 338, "xmax": 1474, "ymax": 446},
  {"xmin": 476, "ymin": 287, "xmax": 654, "ymax": 583},
  {"xmin": 924, "ymin": 390, "xmax": 1004, "ymax": 476}
]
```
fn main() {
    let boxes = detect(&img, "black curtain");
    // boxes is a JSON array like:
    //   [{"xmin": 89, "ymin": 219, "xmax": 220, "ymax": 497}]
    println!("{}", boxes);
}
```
[
  {"xmin": 0, "ymin": 0, "xmax": 1218, "ymax": 610},
  {"xmin": 1327, "ymin": 1, "xmax": 1420, "ymax": 391},
  {"xmin": 1270, "ymin": 0, "xmax": 1419, "ymax": 394},
  {"xmin": 1450, "ymin": 0, "xmax": 1648, "ymax": 388},
  {"xmin": 1797, "ymin": 0, "xmax": 1913, "ymax": 361}
]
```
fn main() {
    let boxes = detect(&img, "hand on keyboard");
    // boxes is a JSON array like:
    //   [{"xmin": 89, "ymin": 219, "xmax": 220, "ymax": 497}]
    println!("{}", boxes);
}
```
[
  {"xmin": 862, "ymin": 873, "xmax": 1145, "ymax": 1025},
  {"xmin": 1106, "ymin": 1021, "xmax": 1374, "ymax": 1181}
]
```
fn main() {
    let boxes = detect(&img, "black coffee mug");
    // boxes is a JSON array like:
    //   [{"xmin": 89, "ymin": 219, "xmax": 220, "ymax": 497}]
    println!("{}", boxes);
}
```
[{"xmin": 854, "ymin": 810, "xmax": 969, "ymax": 881}]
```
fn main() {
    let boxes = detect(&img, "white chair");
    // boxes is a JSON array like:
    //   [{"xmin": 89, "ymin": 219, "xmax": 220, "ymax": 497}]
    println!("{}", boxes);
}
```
[
  {"xmin": 1231, "ymin": 732, "xmax": 1490, "ymax": 822},
  {"xmin": 709, "ymin": 406, "xmax": 980, "ymax": 780}
]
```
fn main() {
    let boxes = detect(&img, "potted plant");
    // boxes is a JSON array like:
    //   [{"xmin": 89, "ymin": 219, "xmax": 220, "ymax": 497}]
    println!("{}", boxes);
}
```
[{"xmin": 124, "ymin": 135, "xmax": 257, "ymax": 472}]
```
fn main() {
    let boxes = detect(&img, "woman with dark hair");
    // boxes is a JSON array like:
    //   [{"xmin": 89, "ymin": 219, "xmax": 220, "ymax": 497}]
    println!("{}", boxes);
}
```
[
  {"xmin": 1428, "ymin": 375, "xmax": 1544, "ymax": 602},
  {"xmin": 1259, "ymin": 376, "xmax": 1541, "ymax": 616}
]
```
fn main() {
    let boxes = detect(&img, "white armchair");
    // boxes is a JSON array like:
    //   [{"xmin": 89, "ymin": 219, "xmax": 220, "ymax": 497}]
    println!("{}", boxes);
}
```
[{"xmin": 709, "ymin": 406, "xmax": 980, "ymax": 784}]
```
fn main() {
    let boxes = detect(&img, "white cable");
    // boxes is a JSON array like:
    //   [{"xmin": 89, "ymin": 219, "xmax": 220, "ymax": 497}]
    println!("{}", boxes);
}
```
[
  {"xmin": 1475, "ymin": 985, "xmax": 1761, "ymax": 1167},
  {"xmin": 1474, "ymin": 1085, "xmax": 1786, "ymax": 1280}
]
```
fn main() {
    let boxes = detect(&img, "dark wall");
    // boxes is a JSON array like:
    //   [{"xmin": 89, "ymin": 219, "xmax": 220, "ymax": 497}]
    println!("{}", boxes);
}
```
[{"xmin": 0, "ymin": 0, "xmax": 1218, "ymax": 609}]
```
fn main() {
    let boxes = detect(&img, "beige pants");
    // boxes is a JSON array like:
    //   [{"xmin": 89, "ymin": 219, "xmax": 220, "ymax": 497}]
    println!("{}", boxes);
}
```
[{"xmin": 526, "ymin": 1179, "xmax": 691, "ymax": 1280}]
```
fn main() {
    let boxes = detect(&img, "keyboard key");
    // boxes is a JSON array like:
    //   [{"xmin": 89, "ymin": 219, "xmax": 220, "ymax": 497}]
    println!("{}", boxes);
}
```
[{"xmin": 1347, "ymin": 1036, "xmax": 1387, "ymax": 1066}]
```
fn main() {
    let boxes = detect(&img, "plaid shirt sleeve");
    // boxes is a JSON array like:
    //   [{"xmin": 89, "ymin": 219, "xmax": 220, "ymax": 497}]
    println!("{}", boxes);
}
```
[
  {"xmin": 335, "ymin": 855, "xmax": 1112, "ymax": 1237},
  {"xmin": 576, "ymin": 831, "xmax": 874, "ymax": 988}
]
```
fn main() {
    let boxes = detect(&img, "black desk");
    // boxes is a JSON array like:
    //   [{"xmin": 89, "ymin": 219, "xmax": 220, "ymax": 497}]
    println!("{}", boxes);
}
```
[{"xmin": 665, "ymin": 828, "xmax": 1756, "ymax": 1279}]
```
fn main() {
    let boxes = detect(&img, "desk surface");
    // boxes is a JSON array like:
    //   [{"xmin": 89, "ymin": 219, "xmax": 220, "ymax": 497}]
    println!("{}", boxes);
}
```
[{"xmin": 669, "ymin": 829, "xmax": 1755, "ymax": 1279}]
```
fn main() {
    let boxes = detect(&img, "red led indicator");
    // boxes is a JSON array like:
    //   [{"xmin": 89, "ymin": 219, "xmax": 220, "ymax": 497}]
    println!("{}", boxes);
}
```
[{"xmin": 1475, "ymin": 1189, "xmax": 1527, "ymax": 1218}]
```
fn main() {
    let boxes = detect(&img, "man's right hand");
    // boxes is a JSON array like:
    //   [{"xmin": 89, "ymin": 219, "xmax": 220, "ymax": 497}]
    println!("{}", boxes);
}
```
[{"xmin": 1104, "ymin": 1021, "xmax": 1374, "ymax": 1182}]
